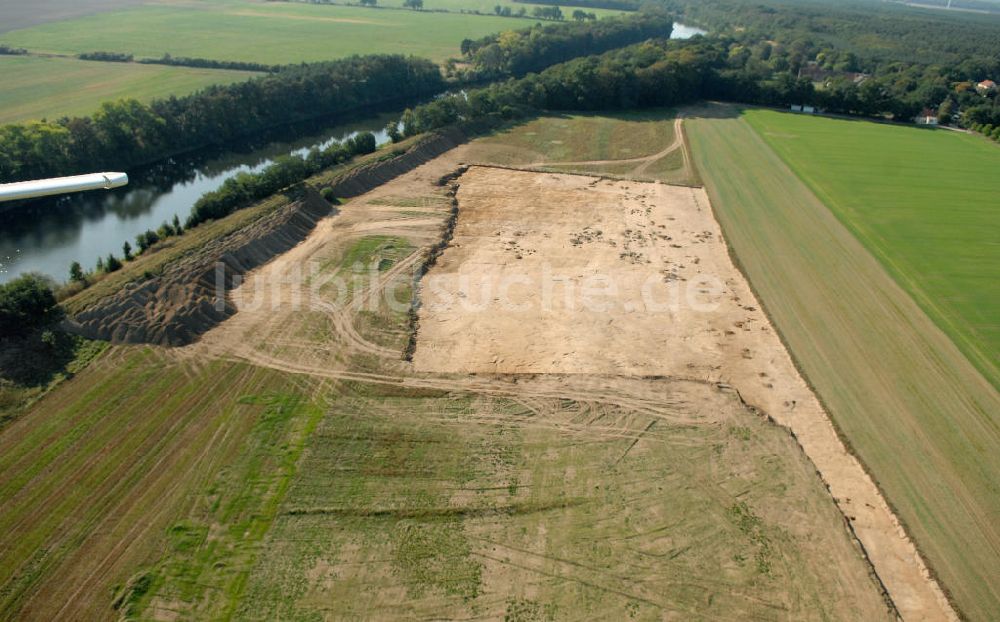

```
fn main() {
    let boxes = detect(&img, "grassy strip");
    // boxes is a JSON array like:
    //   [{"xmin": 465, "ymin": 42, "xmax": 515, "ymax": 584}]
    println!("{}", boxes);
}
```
[
  {"xmin": 0, "ymin": 351, "xmax": 296, "ymax": 619},
  {"xmin": 125, "ymin": 391, "xmax": 324, "ymax": 620},
  {"xmin": 686, "ymin": 106, "xmax": 1000, "ymax": 621}
]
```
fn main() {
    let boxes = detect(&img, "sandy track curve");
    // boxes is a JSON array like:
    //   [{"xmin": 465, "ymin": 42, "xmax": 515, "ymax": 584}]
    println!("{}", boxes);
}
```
[{"xmin": 528, "ymin": 116, "xmax": 693, "ymax": 183}]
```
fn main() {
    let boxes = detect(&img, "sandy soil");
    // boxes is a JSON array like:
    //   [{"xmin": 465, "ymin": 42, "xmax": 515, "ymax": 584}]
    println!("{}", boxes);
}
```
[
  {"xmin": 187, "ymin": 140, "xmax": 952, "ymax": 620},
  {"xmin": 413, "ymin": 165, "xmax": 956, "ymax": 622}
]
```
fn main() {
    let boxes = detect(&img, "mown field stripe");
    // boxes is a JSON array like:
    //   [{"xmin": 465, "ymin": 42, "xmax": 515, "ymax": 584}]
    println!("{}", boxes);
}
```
[
  {"xmin": 30, "ymin": 363, "xmax": 274, "ymax": 620},
  {"xmin": 686, "ymin": 108, "xmax": 1000, "ymax": 622},
  {"xmin": 0, "ymin": 349, "xmax": 298, "ymax": 620},
  {"xmin": 0, "ymin": 357, "xmax": 243, "ymax": 616},
  {"xmin": 743, "ymin": 110, "xmax": 1000, "ymax": 391}
]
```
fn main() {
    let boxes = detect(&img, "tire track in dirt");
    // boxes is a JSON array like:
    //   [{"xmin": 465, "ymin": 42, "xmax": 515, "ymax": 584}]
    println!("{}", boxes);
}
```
[{"xmin": 176, "ymin": 145, "xmax": 916, "ymax": 620}]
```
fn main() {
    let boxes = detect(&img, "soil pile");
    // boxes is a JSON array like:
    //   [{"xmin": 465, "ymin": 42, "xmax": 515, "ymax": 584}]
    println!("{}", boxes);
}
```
[
  {"xmin": 69, "ymin": 186, "xmax": 332, "ymax": 346},
  {"xmin": 326, "ymin": 128, "xmax": 465, "ymax": 198}
]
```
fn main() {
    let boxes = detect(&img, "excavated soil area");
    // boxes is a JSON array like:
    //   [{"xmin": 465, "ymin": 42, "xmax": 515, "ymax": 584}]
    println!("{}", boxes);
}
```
[{"xmin": 413, "ymin": 165, "xmax": 955, "ymax": 622}]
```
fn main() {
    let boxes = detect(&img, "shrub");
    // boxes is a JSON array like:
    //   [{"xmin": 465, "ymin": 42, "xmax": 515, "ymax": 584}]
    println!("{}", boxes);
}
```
[
  {"xmin": 69, "ymin": 261, "xmax": 85, "ymax": 283},
  {"xmin": 0, "ymin": 274, "xmax": 63, "ymax": 339},
  {"xmin": 105, "ymin": 254, "xmax": 123, "ymax": 273},
  {"xmin": 320, "ymin": 187, "xmax": 339, "ymax": 203}
]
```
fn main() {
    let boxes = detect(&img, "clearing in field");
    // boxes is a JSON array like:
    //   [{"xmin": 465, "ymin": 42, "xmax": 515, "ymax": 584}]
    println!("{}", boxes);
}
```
[
  {"xmin": 466, "ymin": 110, "xmax": 698, "ymax": 185},
  {"xmin": 0, "ymin": 55, "xmax": 259, "ymax": 124},
  {"xmin": 686, "ymin": 103, "xmax": 1000, "ymax": 622},
  {"xmin": 0, "ymin": 0, "xmax": 571, "ymax": 65},
  {"xmin": 744, "ymin": 109, "xmax": 1000, "ymax": 390}
]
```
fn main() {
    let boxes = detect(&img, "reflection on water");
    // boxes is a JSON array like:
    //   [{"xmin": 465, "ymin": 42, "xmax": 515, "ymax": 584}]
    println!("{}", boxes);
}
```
[{"xmin": 0, "ymin": 112, "xmax": 397, "ymax": 283}]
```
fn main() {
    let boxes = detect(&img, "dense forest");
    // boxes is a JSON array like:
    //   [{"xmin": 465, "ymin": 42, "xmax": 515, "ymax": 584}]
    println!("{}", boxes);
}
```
[
  {"xmin": 460, "ymin": 10, "xmax": 673, "ymax": 77},
  {"xmin": 660, "ymin": 0, "xmax": 1000, "ymax": 128},
  {"xmin": 660, "ymin": 0, "xmax": 1000, "ymax": 67},
  {"xmin": 0, "ymin": 55, "xmax": 443, "ymax": 183}
]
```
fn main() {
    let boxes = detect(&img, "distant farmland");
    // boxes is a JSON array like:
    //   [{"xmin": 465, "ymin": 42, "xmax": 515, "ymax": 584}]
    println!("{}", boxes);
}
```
[
  {"xmin": 745, "ymin": 109, "xmax": 1000, "ymax": 390},
  {"xmin": 0, "ymin": 55, "xmax": 258, "ymax": 124},
  {"xmin": 0, "ymin": 0, "xmax": 598, "ymax": 65}
]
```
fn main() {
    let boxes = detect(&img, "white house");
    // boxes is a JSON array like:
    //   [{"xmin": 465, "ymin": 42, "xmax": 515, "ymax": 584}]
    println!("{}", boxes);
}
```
[{"xmin": 915, "ymin": 108, "xmax": 938, "ymax": 125}]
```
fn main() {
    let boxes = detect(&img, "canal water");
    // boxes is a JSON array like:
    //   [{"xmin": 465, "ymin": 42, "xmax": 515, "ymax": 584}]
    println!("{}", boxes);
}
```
[{"xmin": 0, "ymin": 112, "xmax": 397, "ymax": 283}]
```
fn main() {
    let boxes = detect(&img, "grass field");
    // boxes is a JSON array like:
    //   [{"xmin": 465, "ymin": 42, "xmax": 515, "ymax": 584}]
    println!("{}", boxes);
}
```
[
  {"xmin": 0, "ymin": 55, "xmax": 258, "ymax": 123},
  {"xmin": 0, "ymin": 347, "xmax": 318, "ymax": 619},
  {"xmin": 745, "ymin": 110, "xmax": 1000, "ymax": 391},
  {"xmin": 228, "ymin": 381, "xmax": 888, "ymax": 620},
  {"xmin": 686, "ymin": 104, "xmax": 1000, "ymax": 622},
  {"xmin": 467, "ymin": 110, "xmax": 697, "ymax": 185},
  {"xmin": 0, "ymin": 349, "xmax": 890, "ymax": 620},
  {"xmin": 0, "ymin": 0, "xmax": 573, "ymax": 65},
  {"xmin": 0, "ymin": 0, "xmax": 150, "ymax": 34}
]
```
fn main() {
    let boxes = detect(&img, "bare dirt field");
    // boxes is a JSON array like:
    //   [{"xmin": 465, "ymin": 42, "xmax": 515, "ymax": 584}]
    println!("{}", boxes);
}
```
[
  {"xmin": 411, "ymin": 164, "xmax": 956, "ymax": 621},
  {"xmin": 176, "ymin": 147, "xmax": 896, "ymax": 619}
]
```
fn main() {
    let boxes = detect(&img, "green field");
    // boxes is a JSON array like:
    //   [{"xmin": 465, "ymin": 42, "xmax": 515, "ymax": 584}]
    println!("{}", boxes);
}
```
[
  {"xmin": 467, "ymin": 110, "xmax": 697, "ymax": 184},
  {"xmin": 0, "ymin": 0, "xmax": 582, "ymax": 65},
  {"xmin": 686, "ymin": 105, "xmax": 1000, "ymax": 622},
  {"xmin": 0, "ymin": 55, "xmax": 257, "ymax": 123},
  {"xmin": 744, "ymin": 110, "xmax": 1000, "ymax": 390}
]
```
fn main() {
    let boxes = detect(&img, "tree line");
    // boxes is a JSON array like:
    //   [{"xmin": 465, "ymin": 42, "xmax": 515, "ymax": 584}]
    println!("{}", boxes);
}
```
[
  {"xmin": 511, "ymin": 0, "xmax": 640, "ymax": 10},
  {"xmin": 0, "ymin": 54, "xmax": 443, "ymax": 183},
  {"xmin": 78, "ymin": 51, "xmax": 281, "ymax": 72},
  {"xmin": 400, "ymin": 30, "xmax": 997, "ymax": 137},
  {"xmin": 2, "ymin": 13, "xmax": 682, "ymax": 185},
  {"xmin": 187, "ymin": 132, "xmax": 375, "ymax": 228},
  {"xmin": 459, "ymin": 10, "xmax": 673, "ymax": 78},
  {"xmin": 401, "ymin": 37, "xmax": 720, "ymax": 136}
]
